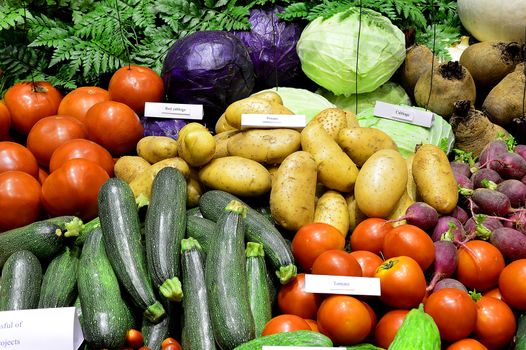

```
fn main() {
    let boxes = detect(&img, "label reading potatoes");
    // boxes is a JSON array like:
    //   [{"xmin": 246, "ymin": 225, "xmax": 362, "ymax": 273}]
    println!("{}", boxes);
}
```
[
  {"xmin": 374, "ymin": 101, "xmax": 434, "ymax": 128},
  {"xmin": 303, "ymin": 274, "xmax": 381, "ymax": 296},
  {"xmin": 0, "ymin": 307, "xmax": 83, "ymax": 350},
  {"xmin": 240, "ymin": 114, "xmax": 306, "ymax": 130},
  {"xmin": 144, "ymin": 102, "xmax": 203, "ymax": 120}
]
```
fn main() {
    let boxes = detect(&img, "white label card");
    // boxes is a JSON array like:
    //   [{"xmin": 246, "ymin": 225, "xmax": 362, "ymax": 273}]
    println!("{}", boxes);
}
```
[
  {"xmin": 373, "ymin": 101, "xmax": 434, "ymax": 128},
  {"xmin": 144, "ymin": 102, "xmax": 203, "ymax": 120},
  {"xmin": 0, "ymin": 307, "xmax": 84, "ymax": 350},
  {"xmin": 240, "ymin": 114, "xmax": 306, "ymax": 130},
  {"xmin": 263, "ymin": 347, "xmax": 346, "ymax": 350},
  {"xmin": 303, "ymin": 274, "xmax": 381, "ymax": 296}
]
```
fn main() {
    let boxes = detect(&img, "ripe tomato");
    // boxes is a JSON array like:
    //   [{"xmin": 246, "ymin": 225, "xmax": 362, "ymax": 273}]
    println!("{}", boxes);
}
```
[
  {"xmin": 350, "ymin": 218, "xmax": 393, "ymax": 255},
  {"xmin": 162, "ymin": 345, "xmax": 181, "ymax": 350},
  {"xmin": 277, "ymin": 273, "xmax": 322, "ymax": 319},
  {"xmin": 350, "ymin": 250, "xmax": 384, "ymax": 277},
  {"xmin": 456, "ymin": 240, "xmax": 505, "ymax": 291},
  {"xmin": 84, "ymin": 101, "xmax": 144, "ymax": 156},
  {"xmin": 38, "ymin": 167, "xmax": 48, "ymax": 185},
  {"xmin": 304, "ymin": 319, "xmax": 319, "ymax": 332},
  {"xmin": 27, "ymin": 115, "xmax": 87, "ymax": 167},
  {"xmin": 424, "ymin": 288, "xmax": 477, "ymax": 342},
  {"xmin": 0, "ymin": 100, "xmax": 11, "ymax": 140},
  {"xmin": 374, "ymin": 256, "xmax": 426, "ymax": 309},
  {"xmin": 311, "ymin": 250, "xmax": 362, "ymax": 277},
  {"xmin": 57, "ymin": 86, "xmax": 110, "ymax": 123},
  {"xmin": 0, "ymin": 171, "xmax": 41, "ymax": 231},
  {"xmin": 483, "ymin": 287, "xmax": 503, "ymax": 300},
  {"xmin": 261, "ymin": 314, "xmax": 311, "ymax": 336},
  {"xmin": 4, "ymin": 81, "xmax": 62, "ymax": 135},
  {"xmin": 108, "ymin": 65, "xmax": 165, "ymax": 116},
  {"xmin": 0, "ymin": 141, "xmax": 39, "ymax": 178},
  {"xmin": 446, "ymin": 338, "xmax": 489, "ymax": 350},
  {"xmin": 362, "ymin": 301, "xmax": 377, "ymax": 339},
  {"xmin": 317, "ymin": 295, "xmax": 372, "ymax": 345},
  {"xmin": 291, "ymin": 223, "xmax": 345, "ymax": 271},
  {"xmin": 498, "ymin": 259, "xmax": 526, "ymax": 311},
  {"xmin": 473, "ymin": 296, "xmax": 516, "ymax": 350},
  {"xmin": 125, "ymin": 328, "xmax": 144, "ymax": 348},
  {"xmin": 382, "ymin": 224, "xmax": 435, "ymax": 271},
  {"xmin": 161, "ymin": 338, "xmax": 182, "ymax": 350},
  {"xmin": 49, "ymin": 138, "xmax": 115, "ymax": 177},
  {"xmin": 374, "ymin": 309, "xmax": 409, "ymax": 349},
  {"xmin": 41, "ymin": 158, "xmax": 109, "ymax": 220}
]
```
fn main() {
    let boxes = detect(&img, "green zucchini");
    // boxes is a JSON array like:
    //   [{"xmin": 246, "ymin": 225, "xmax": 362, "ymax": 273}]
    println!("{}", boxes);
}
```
[
  {"xmin": 233, "ymin": 330, "xmax": 333, "ymax": 350},
  {"xmin": 186, "ymin": 207, "xmax": 204, "ymax": 218},
  {"xmin": 74, "ymin": 217, "xmax": 100, "ymax": 247},
  {"xmin": 186, "ymin": 215, "xmax": 216, "ymax": 256},
  {"xmin": 38, "ymin": 246, "xmax": 80, "ymax": 308},
  {"xmin": 98, "ymin": 178, "xmax": 165, "ymax": 323},
  {"xmin": 142, "ymin": 311, "xmax": 171, "ymax": 350},
  {"xmin": 181, "ymin": 238, "xmax": 216, "ymax": 350},
  {"xmin": 77, "ymin": 228, "xmax": 135, "ymax": 349},
  {"xmin": 0, "ymin": 250, "xmax": 42, "ymax": 311},
  {"xmin": 46, "ymin": 215, "xmax": 84, "ymax": 238},
  {"xmin": 206, "ymin": 200, "xmax": 255, "ymax": 349},
  {"xmin": 199, "ymin": 190, "xmax": 297, "ymax": 284},
  {"xmin": 245, "ymin": 242, "xmax": 272, "ymax": 337},
  {"xmin": 516, "ymin": 313, "xmax": 526, "ymax": 350},
  {"xmin": 144, "ymin": 167, "xmax": 185, "ymax": 302},
  {"xmin": 388, "ymin": 304, "xmax": 440, "ymax": 350}
]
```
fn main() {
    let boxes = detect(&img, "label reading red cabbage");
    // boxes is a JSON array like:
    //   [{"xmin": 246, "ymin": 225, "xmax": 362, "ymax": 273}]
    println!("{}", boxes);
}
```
[{"xmin": 144, "ymin": 102, "xmax": 203, "ymax": 120}]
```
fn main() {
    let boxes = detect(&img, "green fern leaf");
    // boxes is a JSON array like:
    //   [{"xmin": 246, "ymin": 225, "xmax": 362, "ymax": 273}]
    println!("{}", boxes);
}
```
[
  {"xmin": 29, "ymin": 27, "xmax": 70, "ymax": 48},
  {"xmin": 0, "ymin": 6, "xmax": 27, "ymax": 30}
]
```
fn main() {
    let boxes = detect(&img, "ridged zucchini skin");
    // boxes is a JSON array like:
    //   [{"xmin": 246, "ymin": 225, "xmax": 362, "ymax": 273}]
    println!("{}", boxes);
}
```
[
  {"xmin": 388, "ymin": 304, "xmax": 440, "ymax": 350},
  {"xmin": 98, "ymin": 178, "xmax": 165, "ymax": 323},
  {"xmin": 199, "ymin": 190, "xmax": 297, "ymax": 284},
  {"xmin": 77, "ymin": 228, "xmax": 135, "ymax": 349},
  {"xmin": 0, "ymin": 250, "xmax": 42, "ymax": 311},
  {"xmin": 142, "ymin": 310, "xmax": 171, "ymax": 350},
  {"xmin": 206, "ymin": 201, "xmax": 255, "ymax": 350},
  {"xmin": 38, "ymin": 246, "xmax": 80, "ymax": 308},
  {"xmin": 233, "ymin": 330, "xmax": 333, "ymax": 350},
  {"xmin": 181, "ymin": 238, "xmax": 216, "ymax": 350},
  {"xmin": 186, "ymin": 215, "xmax": 216, "ymax": 256},
  {"xmin": 144, "ymin": 167, "xmax": 186, "ymax": 302},
  {"xmin": 516, "ymin": 313, "xmax": 526, "ymax": 350}
]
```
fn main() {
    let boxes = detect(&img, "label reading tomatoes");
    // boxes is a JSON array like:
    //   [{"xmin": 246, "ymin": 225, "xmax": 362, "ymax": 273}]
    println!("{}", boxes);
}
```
[
  {"xmin": 303, "ymin": 274, "xmax": 381, "ymax": 296},
  {"xmin": 144, "ymin": 102, "xmax": 204, "ymax": 120}
]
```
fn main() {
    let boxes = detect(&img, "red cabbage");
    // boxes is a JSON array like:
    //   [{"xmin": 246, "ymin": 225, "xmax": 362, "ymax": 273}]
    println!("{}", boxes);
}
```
[{"xmin": 141, "ymin": 118, "xmax": 186, "ymax": 140}]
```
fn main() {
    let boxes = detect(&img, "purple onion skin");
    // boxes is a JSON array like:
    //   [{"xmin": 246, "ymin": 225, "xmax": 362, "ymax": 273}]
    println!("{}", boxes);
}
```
[
  {"xmin": 431, "ymin": 216, "xmax": 465, "ymax": 242},
  {"xmin": 450, "ymin": 206, "xmax": 469, "ymax": 224},
  {"xmin": 450, "ymin": 161, "xmax": 472, "ymax": 179},
  {"xmin": 489, "ymin": 227, "xmax": 526, "ymax": 261},
  {"xmin": 471, "ymin": 188, "xmax": 511, "ymax": 217},
  {"xmin": 403, "ymin": 202, "xmax": 438, "ymax": 231},
  {"xmin": 464, "ymin": 216, "xmax": 503, "ymax": 237},
  {"xmin": 471, "ymin": 168, "xmax": 502, "ymax": 189},
  {"xmin": 433, "ymin": 278, "xmax": 468, "ymax": 293},
  {"xmin": 455, "ymin": 174, "xmax": 473, "ymax": 189},
  {"xmin": 497, "ymin": 179, "xmax": 526, "ymax": 208},
  {"xmin": 489, "ymin": 152, "xmax": 526, "ymax": 180},
  {"xmin": 479, "ymin": 140, "xmax": 508, "ymax": 167},
  {"xmin": 514, "ymin": 144, "xmax": 526, "ymax": 161}
]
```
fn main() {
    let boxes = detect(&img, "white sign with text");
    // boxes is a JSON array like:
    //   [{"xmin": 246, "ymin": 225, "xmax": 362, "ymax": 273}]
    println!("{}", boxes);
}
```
[
  {"xmin": 263, "ymin": 347, "xmax": 346, "ymax": 350},
  {"xmin": 144, "ymin": 102, "xmax": 204, "ymax": 120},
  {"xmin": 373, "ymin": 101, "xmax": 434, "ymax": 128},
  {"xmin": 303, "ymin": 274, "xmax": 381, "ymax": 296},
  {"xmin": 240, "ymin": 114, "xmax": 306, "ymax": 129}
]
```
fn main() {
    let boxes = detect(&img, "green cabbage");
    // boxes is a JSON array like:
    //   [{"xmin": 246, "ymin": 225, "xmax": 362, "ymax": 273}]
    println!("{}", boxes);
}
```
[{"xmin": 297, "ymin": 8, "xmax": 406, "ymax": 95}]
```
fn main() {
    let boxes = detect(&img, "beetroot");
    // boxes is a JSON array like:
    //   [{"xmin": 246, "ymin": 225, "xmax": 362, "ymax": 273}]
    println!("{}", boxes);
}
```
[
  {"xmin": 496, "ymin": 179, "xmax": 526, "ymax": 207},
  {"xmin": 471, "ymin": 168, "xmax": 502, "ymax": 189},
  {"xmin": 479, "ymin": 139, "xmax": 508, "ymax": 167},
  {"xmin": 431, "ymin": 216, "xmax": 465, "ymax": 241},
  {"xmin": 464, "ymin": 215, "xmax": 503, "ymax": 240},
  {"xmin": 387, "ymin": 202, "xmax": 438, "ymax": 231},
  {"xmin": 488, "ymin": 151, "xmax": 526, "ymax": 179},
  {"xmin": 489, "ymin": 227, "xmax": 526, "ymax": 261},
  {"xmin": 450, "ymin": 161, "xmax": 472, "ymax": 178},
  {"xmin": 471, "ymin": 188, "xmax": 512, "ymax": 216},
  {"xmin": 450, "ymin": 206, "xmax": 469, "ymax": 224},
  {"xmin": 433, "ymin": 278, "xmax": 468, "ymax": 293},
  {"xmin": 456, "ymin": 173, "xmax": 473, "ymax": 189},
  {"xmin": 504, "ymin": 211, "xmax": 526, "ymax": 234},
  {"xmin": 514, "ymin": 144, "xmax": 526, "ymax": 161},
  {"xmin": 426, "ymin": 240, "xmax": 458, "ymax": 292}
]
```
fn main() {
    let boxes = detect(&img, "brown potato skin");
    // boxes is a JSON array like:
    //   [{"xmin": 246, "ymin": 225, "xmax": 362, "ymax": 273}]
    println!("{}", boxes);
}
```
[
  {"xmin": 215, "ymin": 113, "xmax": 238, "ymax": 134},
  {"xmin": 213, "ymin": 130, "xmax": 239, "ymax": 159},
  {"xmin": 114, "ymin": 156, "xmax": 151, "ymax": 184},
  {"xmin": 224, "ymin": 97, "xmax": 293, "ymax": 129},
  {"xmin": 309, "ymin": 108, "xmax": 348, "ymax": 139},
  {"xmin": 314, "ymin": 190, "xmax": 350, "ymax": 237},
  {"xmin": 345, "ymin": 194, "xmax": 366, "ymax": 233},
  {"xmin": 136, "ymin": 136, "xmax": 178, "ymax": 164},
  {"xmin": 337, "ymin": 127, "xmax": 398, "ymax": 167}
]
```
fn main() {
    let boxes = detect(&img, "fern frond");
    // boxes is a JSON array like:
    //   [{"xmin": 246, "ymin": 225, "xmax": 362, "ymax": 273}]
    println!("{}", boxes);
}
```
[
  {"xmin": 0, "ymin": 6, "xmax": 27, "ymax": 31},
  {"xmin": 132, "ymin": 0, "xmax": 157, "ymax": 29},
  {"xmin": 278, "ymin": 2, "xmax": 309, "ymax": 21},
  {"xmin": 29, "ymin": 27, "xmax": 70, "ymax": 48},
  {"xmin": 207, "ymin": 5, "xmax": 251, "ymax": 31}
]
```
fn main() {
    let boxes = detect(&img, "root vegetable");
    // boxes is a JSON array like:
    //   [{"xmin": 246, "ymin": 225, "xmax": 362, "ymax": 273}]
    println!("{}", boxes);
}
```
[
  {"xmin": 387, "ymin": 202, "xmax": 438, "ymax": 231},
  {"xmin": 432, "ymin": 216, "xmax": 465, "ymax": 242},
  {"xmin": 496, "ymin": 179, "xmax": 526, "ymax": 207},
  {"xmin": 451, "ymin": 206, "xmax": 469, "ymax": 224},
  {"xmin": 464, "ymin": 215, "xmax": 503, "ymax": 240},
  {"xmin": 488, "ymin": 152, "xmax": 526, "ymax": 179},
  {"xmin": 450, "ymin": 161, "xmax": 472, "ymax": 179},
  {"xmin": 399, "ymin": 44, "xmax": 437, "ymax": 97},
  {"xmin": 489, "ymin": 227, "xmax": 526, "ymax": 261},
  {"xmin": 433, "ymin": 278, "xmax": 467, "ymax": 293},
  {"xmin": 426, "ymin": 240, "xmax": 458, "ymax": 292},
  {"xmin": 471, "ymin": 168, "xmax": 502, "ymax": 189}
]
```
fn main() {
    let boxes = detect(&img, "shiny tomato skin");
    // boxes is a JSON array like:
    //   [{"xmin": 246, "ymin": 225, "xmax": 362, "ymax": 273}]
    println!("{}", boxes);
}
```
[
  {"xmin": 162, "ymin": 345, "xmax": 181, "ymax": 350},
  {"xmin": 41, "ymin": 158, "xmax": 109, "ymax": 220},
  {"xmin": 373, "ymin": 309, "xmax": 409, "ymax": 349},
  {"xmin": 108, "ymin": 65, "xmax": 165, "ymax": 116},
  {"xmin": 304, "ymin": 319, "xmax": 319, "ymax": 332},
  {"xmin": 456, "ymin": 240, "xmax": 505, "ymax": 291},
  {"xmin": 38, "ymin": 167, "xmax": 48, "ymax": 185},
  {"xmin": 374, "ymin": 256, "xmax": 427, "ymax": 309},
  {"xmin": 311, "ymin": 249, "xmax": 362, "ymax": 277},
  {"xmin": 4, "ymin": 81, "xmax": 62, "ymax": 135},
  {"xmin": 84, "ymin": 101, "xmax": 143, "ymax": 156},
  {"xmin": 161, "ymin": 338, "xmax": 181, "ymax": 350},
  {"xmin": 0, "ymin": 141, "xmax": 39, "ymax": 178},
  {"xmin": 261, "ymin": 314, "xmax": 311, "ymax": 336},
  {"xmin": 125, "ymin": 328, "xmax": 144, "ymax": 348},
  {"xmin": 0, "ymin": 171, "xmax": 42, "ymax": 231},
  {"xmin": 446, "ymin": 338, "xmax": 489, "ymax": 350},
  {"xmin": 350, "ymin": 250, "xmax": 384, "ymax": 277},
  {"xmin": 483, "ymin": 287, "xmax": 503, "ymax": 300},
  {"xmin": 498, "ymin": 259, "xmax": 526, "ymax": 311},
  {"xmin": 58, "ymin": 86, "xmax": 110, "ymax": 123},
  {"xmin": 277, "ymin": 273, "xmax": 322, "ymax": 319},
  {"xmin": 474, "ymin": 296, "xmax": 516, "ymax": 350},
  {"xmin": 350, "ymin": 218, "xmax": 393, "ymax": 255},
  {"xmin": 362, "ymin": 301, "xmax": 377, "ymax": 340},
  {"xmin": 291, "ymin": 223, "xmax": 345, "ymax": 272},
  {"xmin": 0, "ymin": 101, "xmax": 11, "ymax": 140},
  {"xmin": 382, "ymin": 224, "xmax": 435, "ymax": 271}
]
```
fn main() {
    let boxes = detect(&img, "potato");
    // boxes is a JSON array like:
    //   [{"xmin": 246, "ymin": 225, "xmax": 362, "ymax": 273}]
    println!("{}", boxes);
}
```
[
  {"xmin": 227, "ymin": 129, "xmax": 301, "ymax": 164},
  {"xmin": 114, "ymin": 156, "xmax": 151, "ymax": 183},
  {"xmin": 387, "ymin": 191, "xmax": 416, "ymax": 226},
  {"xmin": 345, "ymin": 194, "xmax": 366, "ymax": 233},
  {"xmin": 308, "ymin": 108, "xmax": 348, "ymax": 139},
  {"xmin": 346, "ymin": 111, "xmax": 360, "ymax": 128},
  {"xmin": 405, "ymin": 154, "xmax": 418, "ymax": 201},
  {"xmin": 412, "ymin": 144, "xmax": 458, "ymax": 214},
  {"xmin": 186, "ymin": 169, "xmax": 203, "ymax": 208},
  {"xmin": 199, "ymin": 156, "xmax": 271, "ymax": 197},
  {"xmin": 215, "ymin": 113, "xmax": 238, "ymax": 134},
  {"xmin": 270, "ymin": 151, "xmax": 317, "ymax": 231},
  {"xmin": 337, "ymin": 127, "xmax": 398, "ymax": 167},
  {"xmin": 355, "ymin": 149, "xmax": 408, "ymax": 218},
  {"xmin": 251, "ymin": 90, "xmax": 283, "ymax": 105},
  {"xmin": 177, "ymin": 122, "xmax": 216, "ymax": 167},
  {"xmin": 267, "ymin": 165, "xmax": 279, "ymax": 185},
  {"xmin": 300, "ymin": 123, "xmax": 359, "ymax": 193},
  {"xmin": 314, "ymin": 190, "xmax": 350, "ymax": 237},
  {"xmin": 130, "ymin": 157, "xmax": 191, "ymax": 200},
  {"xmin": 213, "ymin": 130, "xmax": 239, "ymax": 159},
  {"xmin": 136, "ymin": 136, "xmax": 178, "ymax": 164},
  {"xmin": 224, "ymin": 97, "xmax": 293, "ymax": 129}
]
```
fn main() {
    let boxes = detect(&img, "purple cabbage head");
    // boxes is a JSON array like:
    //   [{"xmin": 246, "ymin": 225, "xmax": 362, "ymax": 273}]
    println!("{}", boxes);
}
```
[{"xmin": 141, "ymin": 118, "xmax": 186, "ymax": 140}]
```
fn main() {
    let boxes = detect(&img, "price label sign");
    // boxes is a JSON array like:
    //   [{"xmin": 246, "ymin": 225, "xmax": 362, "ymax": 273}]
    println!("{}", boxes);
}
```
[
  {"xmin": 144, "ymin": 102, "xmax": 203, "ymax": 120},
  {"xmin": 374, "ymin": 101, "xmax": 434, "ymax": 128},
  {"xmin": 240, "ymin": 114, "xmax": 306, "ymax": 130},
  {"xmin": 263, "ymin": 347, "xmax": 346, "ymax": 350},
  {"xmin": 303, "ymin": 274, "xmax": 381, "ymax": 296}
]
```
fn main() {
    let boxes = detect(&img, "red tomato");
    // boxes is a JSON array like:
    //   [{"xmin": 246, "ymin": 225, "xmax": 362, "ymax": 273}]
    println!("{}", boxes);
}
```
[
  {"xmin": 424, "ymin": 288, "xmax": 477, "ymax": 342},
  {"xmin": 125, "ymin": 328, "xmax": 144, "ymax": 348},
  {"xmin": 0, "ymin": 141, "xmax": 39, "ymax": 178},
  {"xmin": 58, "ymin": 86, "xmax": 110, "ymax": 123},
  {"xmin": 374, "ymin": 309, "xmax": 409, "ymax": 349},
  {"xmin": 161, "ymin": 338, "xmax": 181, "ymax": 350},
  {"xmin": 291, "ymin": 223, "xmax": 345, "ymax": 271},
  {"xmin": 108, "ymin": 65, "xmax": 165, "ymax": 116},
  {"xmin": 277, "ymin": 273, "xmax": 322, "ymax": 319},
  {"xmin": 382, "ymin": 224, "xmax": 435, "ymax": 271},
  {"xmin": 374, "ymin": 256, "xmax": 427, "ymax": 309},
  {"xmin": 350, "ymin": 250, "xmax": 384, "ymax": 277},
  {"xmin": 162, "ymin": 345, "xmax": 181, "ymax": 350},
  {"xmin": 498, "ymin": 259, "xmax": 526, "ymax": 311},
  {"xmin": 38, "ymin": 167, "xmax": 48, "ymax": 185},
  {"xmin": 262, "ymin": 314, "xmax": 311, "ymax": 336},
  {"xmin": 311, "ymin": 250, "xmax": 362, "ymax": 277},
  {"xmin": 84, "ymin": 101, "xmax": 144, "ymax": 156},
  {"xmin": 350, "ymin": 218, "xmax": 393, "ymax": 255},
  {"xmin": 473, "ymin": 296, "xmax": 516, "ymax": 350},
  {"xmin": 362, "ymin": 301, "xmax": 377, "ymax": 340},
  {"xmin": 4, "ymin": 81, "xmax": 62, "ymax": 135},
  {"xmin": 49, "ymin": 138, "xmax": 115, "ymax": 177},
  {"xmin": 0, "ymin": 171, "xmax": 41, "ymax": 231},
  {"xmin": 41, "ymin": 158, "xmax": 109, "ymax": 220},
  {"xmin": 0, "ymin": 101, "xmax": 11, "ymax": 140},
  {"xmin": 27, "ymin": 115, "xmax": 87, "ymax": 167},
  {"xmin": 446, "ymin": 338, "xmax": 489, "ymax": 350},
  {"xmin": 483, "ymin": 287, "xmax": 503, "ymax": 301},
  {"xmin": 304, "ymin": 319, "xmax": 319, "ymax": 332},
  {"xmin": 456, "ymin": 240, "xmax": 505, "ymax": 291},
  {"xmin": 317, "ymin": 295, "xmax": 372, "ymax": 345}
]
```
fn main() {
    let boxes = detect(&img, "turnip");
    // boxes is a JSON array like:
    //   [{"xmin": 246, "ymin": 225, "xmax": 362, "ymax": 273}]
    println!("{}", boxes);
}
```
[
  {"xmin": 464, "ymin": 214, "xmax": 503, "ymax": 240},
  {"xmin": 455, "ymin": 173, "xmax": 473, "ymax": 190},
  {"xmin": 386, "ymin": 202, "xmax": 438, "ymax": 231},
  {"xmin": 470, "ymin": 188, "xmax": 512, "ymax": 217},
  {"xmin": 471, "ymin": 168, "xmax": 502, "ymax": 189},
  {"xmin": 504, "ymin": 211, "xmax": 526, "ymax": 235},
  {"xmin": 431, "ymin": 216, "xmax": 465, "ymax": 242},
  {"xmin": 451, "ymin": 206, "xmax": 469, "ymax": 224},
  {"xmin": 488, "ymin": 151, "xmax": 526, "ymax": 179},
  {"xmin": 426, "ymin": 240, "xmax": 458, "ymax": 292},
  {"xmin": 433, "ymin": 278, "xmax": 468, "ymax": 293},
  {"xmin": 496, "ymin": 179, "xmax": 526, "ymax": 207},
  {"xmin": 450, "ymin": 161, "xmax": 472, "ymax": 179},
  {"xmin": 399, "ymin": 44, "xmax": 436, "ymax": 98},
  {"xmin": 479, "ymin": 139, "xmax": 508, "ymax": 166},
  {"xmin": 489, "ymin": 227, "xmax": 526, "ymax": 261}
]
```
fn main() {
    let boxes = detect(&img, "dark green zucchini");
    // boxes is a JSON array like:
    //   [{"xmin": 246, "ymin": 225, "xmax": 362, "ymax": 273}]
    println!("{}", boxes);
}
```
[
  {"xmin": 199, "ymin": 190, "xmax": 297, "ymax": 284},
  {"xmin": 46, "ymin": 215, "xmax": 84, "ymax": 238},
  {"xmin": 142, "ymin": 311, "xmax": 171, "ymax": 350},
  {"xmin": 516, "ymin": 313, "xmax": 526, "ymax": 350},
  {"xmin": 186, "ymin": 215, "xmax": 216, "ymax": 256},
  {"xmin": 144, "ymin": 167, "xmax": 185, "ymax": 302},
  {"xmin": 186, "ymin": 207, "xmax": 204, "ymax": 218},
  {"xmin": 74, "ymin": 217, "xmax": 100, "ymax": 247},
  {"xmin": 38, "ymin": 246, "xmax": 80, "ymax": 308},
  {"xmin": 77, "ymin": 228, "xmax": 135, "ymax": 349},
  {"xmin": 233, "ymin": 330, "xmax": 333, "ymax": 350},
  {"xmin": 98, "ymin": 178, "xmax": 165, "ymax": 323},
  {"xmin": 206, "ymin": 200, "xmax": 255, "ymax": 349},
  {"xmin": 0, "ymin": 250, "xmax": 42, "ymax": 311}
]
